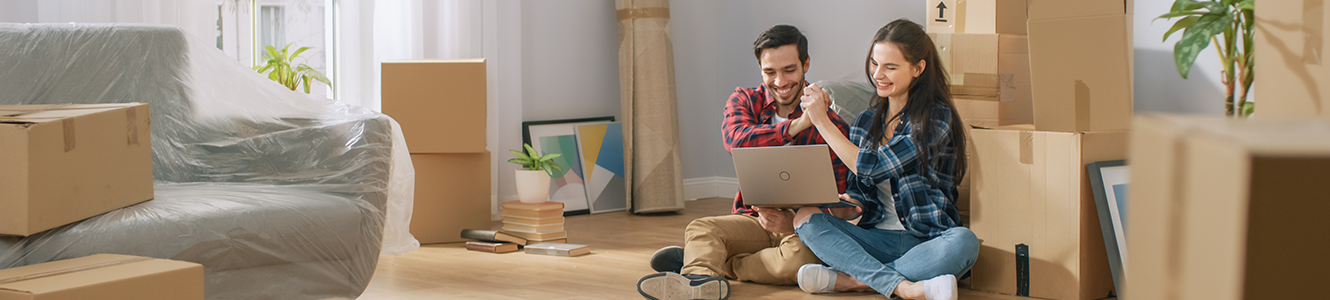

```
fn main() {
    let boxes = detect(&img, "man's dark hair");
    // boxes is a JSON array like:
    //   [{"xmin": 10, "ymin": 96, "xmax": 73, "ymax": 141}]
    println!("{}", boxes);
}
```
[{"xmin": 753, "ymin": 25, "xmax": 809, "ymax": 63}]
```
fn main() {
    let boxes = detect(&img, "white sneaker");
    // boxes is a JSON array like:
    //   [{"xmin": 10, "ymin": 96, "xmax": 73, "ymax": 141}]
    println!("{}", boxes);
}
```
[
  {"xmin": 796, "ymin": 264, "xmax": 838, "ymax": 294},
  {"xmin": 919, "ymin": 274, "xmax": 958, "ymax": 300}
]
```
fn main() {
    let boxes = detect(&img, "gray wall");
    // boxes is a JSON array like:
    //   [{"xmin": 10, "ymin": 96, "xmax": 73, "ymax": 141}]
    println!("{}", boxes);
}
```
[
  {"xmin": 519, "ymin": 0, "xmax": 622, "ymax": 122},
  {"xmin": 671, "ymin": 0, "xmax": 925, "ymax": 180},
  {"xmin": 1132, "ymin": 0, "xmax": 1228, "ymax": 116}
]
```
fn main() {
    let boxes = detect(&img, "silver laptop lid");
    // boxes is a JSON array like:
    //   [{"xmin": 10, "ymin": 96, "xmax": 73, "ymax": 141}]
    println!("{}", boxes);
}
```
[{"xmin": 731, "ymin": 145, "xmax": 840, "ymax": 207}]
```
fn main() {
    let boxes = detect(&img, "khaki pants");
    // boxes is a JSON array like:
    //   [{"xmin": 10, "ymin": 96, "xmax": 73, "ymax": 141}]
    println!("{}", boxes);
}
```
[{"xmin": 680, "ymin": 214, "xmax": 821, "ymax": 285}]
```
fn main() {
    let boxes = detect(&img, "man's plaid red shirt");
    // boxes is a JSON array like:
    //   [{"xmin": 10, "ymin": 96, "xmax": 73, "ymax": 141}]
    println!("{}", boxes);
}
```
[{"xmin": 722, "ymin": 83, "xmax": 851, "ymax": 216}]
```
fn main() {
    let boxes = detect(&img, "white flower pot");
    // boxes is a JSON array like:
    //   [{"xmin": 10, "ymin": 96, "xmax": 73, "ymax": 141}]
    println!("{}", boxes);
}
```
[{"xmin": 515, "ymin": 169, "xmax": 551, "ymax": 203}]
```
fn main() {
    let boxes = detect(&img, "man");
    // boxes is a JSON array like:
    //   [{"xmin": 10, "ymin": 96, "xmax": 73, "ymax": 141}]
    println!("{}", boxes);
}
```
[{"xmin": 636, "ymin": 24, "xmax": 850, "ymax": 300}]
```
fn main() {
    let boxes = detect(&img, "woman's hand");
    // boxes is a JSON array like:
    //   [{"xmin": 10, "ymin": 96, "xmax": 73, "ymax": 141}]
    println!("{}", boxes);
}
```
[
  {"xmin": 800, "ymin": 83, "xmax": 831, "ymax": 125},
  {"xmin": 827, "ymin": 193, "xmax": 864, "ymax": 223}
]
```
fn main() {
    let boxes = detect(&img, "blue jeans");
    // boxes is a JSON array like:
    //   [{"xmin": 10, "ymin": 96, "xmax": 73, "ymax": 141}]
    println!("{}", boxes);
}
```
[{"xmin": 794, "ymin": 213, "xmax": 978, "ymax": 294}]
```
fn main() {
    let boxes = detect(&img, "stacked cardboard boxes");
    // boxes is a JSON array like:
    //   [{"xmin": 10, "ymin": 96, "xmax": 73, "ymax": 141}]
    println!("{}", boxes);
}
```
[
  {"xmin": 382, "ymin": 59, "xmax": 492, "ymax": 244},
  {"xmin": 927, "ymin": 1, "xmax": 1034, "ymax": 226},
  {"xmin": 0, "ymin": 254, "xmax": 203, "ymax": 300},
  {"xmin": 0, "ymin": 103, "xmax": 154, "ymax": 236},
  {"xmin": 500, "ymin": 200, "xmax": 568, "ymax": 243},
  {"xmin": 936, "ymin": 1, "xmax": 1132, "ymax": 299},
  {"xmin": 1253, "ymin": 0, "xmax": 1330, "ymax": 119},
  {"xmin": 1125, "ymin": 115, "xmax": 1330, "ymax": 300}
]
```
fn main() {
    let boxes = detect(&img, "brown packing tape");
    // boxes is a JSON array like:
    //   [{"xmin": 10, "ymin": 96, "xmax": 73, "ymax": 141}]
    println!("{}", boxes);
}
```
[
  {"xmin": 955, "ymin": 0, "xmax": 967, "ymax": 33},
  {"xmin": 616, "ymin": 7, "xmax": 669, "ymax": 22},
  {"xmin": 63, "ymin": 118, "xmax": 75, "ymax": 152},
  {"xmin": 127, "ymin": 108, "xmax": 139, "ymax": 146},
  {"xmin": 1305, "ymin": 0, "xmax": 1324, "ymax": 65},
  {"xmin": 0, "ymin": 257, "xmax": 153, "ymax": 285},
  {"xmin": 1075, "ymin": 80, "xmax": 1091, "ymax": 131},
  {"xmin": 1019, "ymin": 131, "xmax": 1032, "ymax": 165}
]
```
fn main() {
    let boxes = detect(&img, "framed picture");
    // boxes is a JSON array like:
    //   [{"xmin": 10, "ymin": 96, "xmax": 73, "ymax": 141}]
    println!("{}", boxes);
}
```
[
  {"xmin": 1087, "ymin": 159, "xmax": 1128, "ymax": 293},
  {"xmin": 522, "ymin": 116, "xmax": 615, "ymax": 216},
  {"xmin": 575, "ymin": 122, "xmax": 627, "ymax": 214}
]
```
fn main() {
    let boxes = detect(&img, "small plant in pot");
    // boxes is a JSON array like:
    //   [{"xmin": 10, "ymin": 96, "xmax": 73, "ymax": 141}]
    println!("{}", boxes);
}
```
[{"xmin": 508, "ymin": 143, "xmax": 563, "ymax": 203}]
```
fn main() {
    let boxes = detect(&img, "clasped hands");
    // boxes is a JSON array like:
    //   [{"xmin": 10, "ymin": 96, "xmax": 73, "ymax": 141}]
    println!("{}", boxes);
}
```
[
  {"xmin": 753, "ymin": 194, "xmax": 863, "ymax": 234},
  {"xmin": 798, "ymin": 83, "xmax": 832, "ymax": 125}
]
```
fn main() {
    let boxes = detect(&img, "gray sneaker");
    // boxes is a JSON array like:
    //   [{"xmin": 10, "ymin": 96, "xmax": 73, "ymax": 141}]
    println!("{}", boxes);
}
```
[
  {"xmin": 636, "ymin": 272, "xmax": 730, "ymax": 300},
  {"xmin": 649, "ymin": 246, "xmax": 684, "ymax": 273}
]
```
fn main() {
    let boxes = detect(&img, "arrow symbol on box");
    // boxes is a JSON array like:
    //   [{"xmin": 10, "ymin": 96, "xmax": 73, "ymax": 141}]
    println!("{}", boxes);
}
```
[{"xmin": 936, "ymin": 2, "xmax": 948, "ymax": 20}]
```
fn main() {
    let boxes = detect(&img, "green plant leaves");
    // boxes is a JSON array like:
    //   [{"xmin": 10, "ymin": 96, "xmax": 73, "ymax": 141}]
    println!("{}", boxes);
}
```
[
  {"xmin": 254, "ymin": 42, "xmax": 332, "ymax": 94},
  {"xmin": 1173, "ymin": 10, "xmax": 1231, "ymax": 78},
  {"xmin": 1163, "ymin": 16, "xmax": 1200, "ymax": 42}
]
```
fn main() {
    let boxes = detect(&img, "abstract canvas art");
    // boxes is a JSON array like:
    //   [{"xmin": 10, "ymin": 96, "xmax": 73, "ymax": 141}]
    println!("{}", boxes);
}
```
[
  {"xmin": 523, "ymin": 117, "xmax": 614, "ymax": 215},
  {"xmin": 575, "ymin": 123, "xmax": 626, "ymax": 213}
]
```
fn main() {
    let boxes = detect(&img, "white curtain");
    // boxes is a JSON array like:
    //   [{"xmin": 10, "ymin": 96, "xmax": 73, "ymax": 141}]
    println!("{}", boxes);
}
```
[{"xmin": 0, "ymin": 0, "xmax": 214, "ymax": 40}]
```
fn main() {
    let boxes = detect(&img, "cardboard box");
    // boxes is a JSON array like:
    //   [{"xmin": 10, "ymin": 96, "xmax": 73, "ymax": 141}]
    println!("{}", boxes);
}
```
[
  {"xmin": 382, "ymin": 59, "xmax": 487, "ymax": 154},
  {"xmin": 968, "ymin": 125, "xmax": 1123, "ymax": 300},
  {"xmin": 932, "ymin": 33, "xmax": 1032, "ymax": 125},
  {"xmin": 1125, "ymin": 114, "xmax": 1330, "ymax": 300},
  {"xmin": 0, "ymin": 103, "xmax": 153, "ymax": 236},
  {"xmin": 410, "ymin": 152, "xmax": 492, "ymax": 244},
  {"xmin": 1253, "ymin": 0, "xmax": 1330, "ymax": 119},
  {"xmin": 1028, "ymin": 14, "xmax": 1133, "ymax": 132},
  {"xmin": 0, "ymin": 254, "xmax": 202, "ymax": 300},
  {"xmin": 1027, "ymin": 0, "xmax": 1131, "ymax": 21},
  {"xmin": 927, "ymin": 0, "xmax": 1028, "ymax": 35}
]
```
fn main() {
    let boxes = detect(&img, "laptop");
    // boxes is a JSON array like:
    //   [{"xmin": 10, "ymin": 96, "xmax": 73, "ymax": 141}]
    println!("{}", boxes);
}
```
[{"xmin": 731, "ymin": 145, "xmax": 847, "ymax": 208}]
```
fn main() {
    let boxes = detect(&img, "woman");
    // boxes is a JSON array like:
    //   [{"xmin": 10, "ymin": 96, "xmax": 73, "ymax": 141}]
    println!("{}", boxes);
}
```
[{"xmin": 791, "ymin": 19, "xmax": 978, "ymax": 300}]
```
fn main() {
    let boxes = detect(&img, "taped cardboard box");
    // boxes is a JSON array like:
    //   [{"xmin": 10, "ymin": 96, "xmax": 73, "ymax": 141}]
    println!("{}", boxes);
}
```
[
  {"xmin": 382, "ymin": 59, "xmax": 487, "ymax": 154},
  {"xmin": 1253, "ymin": 0, "xmax": 1330, "ymax": 119},
  {"xmin": 1028, "ymin": 14, "xmax": 1133, "ymax": 132},
  {"xmin": 931, "ymin": 33, "xmax": 1032, "ymax": 126},
  {"xmin": 968, "ymin": 124, "xmax": 1122, "ymax": 300},
  {"xmin": 0, "ymin": 254, "xmax": 202, "ymax": 300},
  {"xmin": 1027, "ymin": 0, "xmax": 1131, "ymax": 21},
  {"xmin": 0, "ymin": 103, "xmax": 153, "ymax": 236},
  {"xmin": 410, "ymin": 152, "xmax": 492, "ymax": 244},
  {"xmin": 1125, "ymin": 115, "xmax": 1330, "ymax": 300},
  {"xmin": 926, "ymin": 0, "xmax": 1028, "ymax": 35}
]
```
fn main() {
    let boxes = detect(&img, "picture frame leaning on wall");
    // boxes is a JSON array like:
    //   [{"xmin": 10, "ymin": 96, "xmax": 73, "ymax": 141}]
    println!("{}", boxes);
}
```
[{"xmin": 1087, "ymin": 159, "xmax": 1128, "ymax": 293}]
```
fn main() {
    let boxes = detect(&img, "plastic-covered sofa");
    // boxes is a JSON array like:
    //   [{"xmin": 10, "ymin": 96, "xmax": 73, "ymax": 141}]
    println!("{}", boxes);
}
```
[{"xmin": 0, "ymin": 23, "xmax": 417, "ymax": 300}]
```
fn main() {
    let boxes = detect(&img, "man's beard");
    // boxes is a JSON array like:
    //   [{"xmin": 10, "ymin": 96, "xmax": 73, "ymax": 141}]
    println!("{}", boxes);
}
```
[{"xmin": 768, "ymin": 80, "xmax": 804, "ymax": 106}]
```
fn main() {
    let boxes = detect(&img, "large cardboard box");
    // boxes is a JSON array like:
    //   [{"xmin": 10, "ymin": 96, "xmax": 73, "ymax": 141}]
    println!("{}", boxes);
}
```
[
  {"xmin": 0, "ymin": 103, "xmax": 153, "ymax": 236},
  {"xmin": 382, "ymin": 59, "xmax": 487, "ymax": 154},
  {"xmin": 931, "ymin": 33, "xmax": 1033, "ymax": 126},
  {"xmin": 968, "ymin": 125, "xmax": 1123, "ymax": 300},
  {"xmin": 926, "ymin": 0, "xmax": 1028, "ymax": 35},
  {"xmin": 0, "ymin": 254, "xmax": 202, "ymax": 300},
  {"xmin": 1253, "ymin": 0, "xmax": 1330, "ymax": 119},
  {"xmin": 1028, "ymin": 14, "xmax": 1133, "ymax": 132},
  {"xmin": 1126, "ymin": 115, "xmax": 1330, "ymax": 300},
  {"xmin": 1027, "ymin": 0, "xmax": 1131, "ymax": 21},
  {"xmin": 410, "ymin": 152, "xmax": 492, "ymax": 244}
]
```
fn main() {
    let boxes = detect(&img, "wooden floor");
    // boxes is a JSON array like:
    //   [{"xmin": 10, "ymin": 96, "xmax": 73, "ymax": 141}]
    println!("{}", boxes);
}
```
[{"xmin": 356, "ymin": 198, "xmax": 1036, "ymax": 300}]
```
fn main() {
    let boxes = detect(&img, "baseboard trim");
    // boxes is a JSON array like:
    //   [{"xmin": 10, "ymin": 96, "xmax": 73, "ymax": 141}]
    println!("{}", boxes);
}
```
[{"xmin": 683, "ymin": 176, "xmax": 739, "ymax": 201}]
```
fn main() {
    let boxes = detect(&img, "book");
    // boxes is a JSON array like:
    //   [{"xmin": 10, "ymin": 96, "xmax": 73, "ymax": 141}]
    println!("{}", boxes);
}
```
[
  {"xmin": 502, "ymin": 222, "xmax": 564, "ymax": 233},
  {"xmin": 501, "ymin": 200, "xmax": 565, "ymax": 211},
  {"xmin": 524, "ymin": 242, "xmax": 590, "ymax": 257},
  {"xmin": 503, "ymin": 215, "xmax": 565, "ymax": 226},
  {"xmin": 503, "ymin": 229, "xmax": 567, "ymax": 241},
  {"xmin": 459, "ymin": 229, "xmax": 528, "ymax": 246},
  {"xmin": 465, "ymin": 241, "xmax": 520, "ymax": 253},
  {"xmin": 502, "ymin": 209, "xmax": 564, "ymax": 219},
  {"xmin": 529, "ymin": 238, "xmax": 567, "ymax": 244}
]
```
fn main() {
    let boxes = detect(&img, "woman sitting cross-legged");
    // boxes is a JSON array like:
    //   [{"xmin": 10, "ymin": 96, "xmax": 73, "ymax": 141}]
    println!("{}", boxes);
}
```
[{"xmin": 787, "ymin": 18, "xmax": 979, "ymax": 300}]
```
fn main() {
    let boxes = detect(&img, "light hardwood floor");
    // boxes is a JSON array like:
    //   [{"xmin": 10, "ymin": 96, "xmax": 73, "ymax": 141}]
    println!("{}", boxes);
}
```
[{"xmin": 356, "ymin": 198, "xmax": 1040, "ymax": 300}]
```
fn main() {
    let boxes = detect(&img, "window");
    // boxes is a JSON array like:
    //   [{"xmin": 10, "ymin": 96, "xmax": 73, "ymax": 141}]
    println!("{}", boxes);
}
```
[{"xmin": 214, "ymin": 0, "xmax": 336, "ymax": 100}]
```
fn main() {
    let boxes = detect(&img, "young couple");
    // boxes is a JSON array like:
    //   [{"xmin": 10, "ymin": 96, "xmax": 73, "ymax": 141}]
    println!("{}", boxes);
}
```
[{"xmin": 636, "ymin": 19, "xmax": 978, "ymax": 300}]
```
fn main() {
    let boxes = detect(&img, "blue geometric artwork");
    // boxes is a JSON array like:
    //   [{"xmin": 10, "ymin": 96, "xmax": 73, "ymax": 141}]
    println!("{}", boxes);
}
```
[{"xmin": 575, "ymin": 123, "xmax": 626, "ymax": 213}]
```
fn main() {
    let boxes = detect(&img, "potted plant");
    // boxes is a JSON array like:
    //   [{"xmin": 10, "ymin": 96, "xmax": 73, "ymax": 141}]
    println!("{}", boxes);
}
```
[
  {"xmin": 1158, "ymin": 0, "xmax": 1255, "ymax": 117},
  {"xmin": 254, "ymin": 42, "xmax": 332, "ymax": 94},
  {"xmin": 508, "ymin": 143, "xmax": 563, "ymax": 203}
]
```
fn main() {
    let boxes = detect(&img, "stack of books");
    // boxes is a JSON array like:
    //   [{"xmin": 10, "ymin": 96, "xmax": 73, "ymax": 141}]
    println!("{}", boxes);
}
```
[
  {"xmin": 459, "ymin": 229, "xmax": 525, "ymax": 253},
  {"xmin": 501, "ymin": 200, "xmax": 567, "ymax": 244}
]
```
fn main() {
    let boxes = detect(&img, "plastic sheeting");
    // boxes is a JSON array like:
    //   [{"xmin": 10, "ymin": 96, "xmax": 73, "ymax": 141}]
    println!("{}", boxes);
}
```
[
  {"xmin": 815, "ymin": 80, "xmax": 877, "ymax": 124},
  {"xmin": 0, "ymin": 23, "xmax": 417, "ymax": 299}
]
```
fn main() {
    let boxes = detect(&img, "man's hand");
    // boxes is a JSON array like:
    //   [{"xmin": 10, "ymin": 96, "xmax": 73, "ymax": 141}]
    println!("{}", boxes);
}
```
[
  {"xmin": 787, "ymin": 112, "xmax": 813, "ymax": 136},
  {"xmin": 799, "ymin": 83, "xmax": 831, "ymax": 126},
  {"xmin": 752, "ymin": 206, "xmax": 797, "ymax": 234}
]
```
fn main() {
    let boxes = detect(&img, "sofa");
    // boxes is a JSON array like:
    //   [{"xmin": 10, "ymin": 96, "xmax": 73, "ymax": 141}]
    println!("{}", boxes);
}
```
[{"xmin": 0, "ymin": 23, "xmax": 415, "ymax": 300}]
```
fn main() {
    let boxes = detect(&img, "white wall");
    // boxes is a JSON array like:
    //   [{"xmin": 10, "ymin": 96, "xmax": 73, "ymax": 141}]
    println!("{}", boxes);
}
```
[
  {"xmin": 670, "ymin": 0, "xmax": 925, "ymax": 187},
  {"xmin": 1132, "ymin": 0, "xmax": 1228, "ymax": 116}
]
